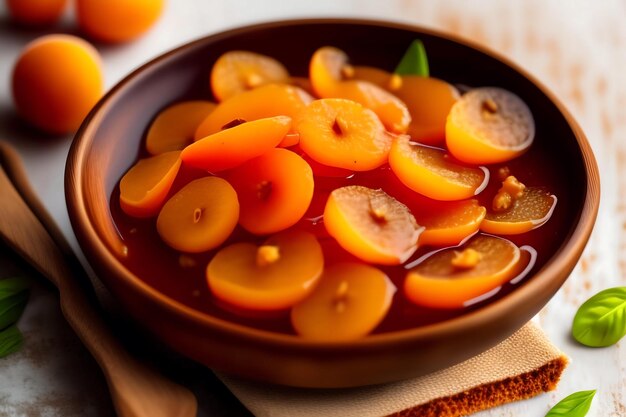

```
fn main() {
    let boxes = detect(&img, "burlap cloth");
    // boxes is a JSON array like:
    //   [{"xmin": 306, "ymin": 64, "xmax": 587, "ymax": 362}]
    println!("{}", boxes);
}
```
[{"xmin": 218, "ymin": 322, "xmax": 567, "ymax": 417}]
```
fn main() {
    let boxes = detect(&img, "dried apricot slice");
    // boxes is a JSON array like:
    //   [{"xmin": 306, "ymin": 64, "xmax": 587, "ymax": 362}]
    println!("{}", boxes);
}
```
[
  {"xmin": 480, "ymin": 188, "xmax": 557, "ymax": 235},
  {"xmin": 207, "ymin": 230, "xmax": 323, "ymax": 311},
  {"xmin": 296, "ymin": 98, "xmax": 392, "ymax": 171},
  {"xmin": 146, "ymin": 101, "xmax": 215, "ymax": 154},
  {"xmin": 195, "ymin": 84, "xmax": 313, "ymax": 139},
  {"xmin": 416, "ymin": 198, "xmax": 487, "ymax": 246},
  {"xmin": 291, "ymin": 262, "xmax": 395, "ymax": 341},
  {"xmin": 210, "ymin": 51, "xmax": 290, "ymax": 102},
  {"xmin": 309, "ymin": 47, "xmax": 411, "ymax": 134},
  {"xmin": 182, "ymin": 116, "xmax": 291, "ymax": 172},
  {"xmin": 404, "ymin": 234, "xmax": 520, "ymax": 309},
  {"xmin": 120, "ymin": 151, "xmax": 181, "ymax": 218},
  {"xmin": 446, "ymin": 87, "xmax": 535, "ymax": 164},
  {"xmin": 324, "ymin": 185, "xmax": 423, "ymax": 265},
  {"xmin": 227, "ymin": 148, "xmax": 314, "ymax": 235},
  {"xmin": 389, "ymin": 135, "xmax": 488, "ymax": 201},
  {"xmin": 156, "ymin": 176, "xmax": 239, "ymax": 253}
]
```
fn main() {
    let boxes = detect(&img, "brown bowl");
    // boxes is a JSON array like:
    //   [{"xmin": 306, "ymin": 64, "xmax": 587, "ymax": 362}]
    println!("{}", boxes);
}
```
[{"xmin": 65, "ymin": 18, "xmax": 599, "ymax": 388}]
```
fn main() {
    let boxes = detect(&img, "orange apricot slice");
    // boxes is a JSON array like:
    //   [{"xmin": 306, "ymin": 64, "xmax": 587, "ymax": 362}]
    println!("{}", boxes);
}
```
[
  {"xmin": 352, "ymin": 68, "xmax": 459, "ymax": 145},
  {"xmin": 289, "ymin": 76, "xmax": 316, "ymax": 96},
  {"xmin": 291, "ymin": 262, "xmax": 395, "ymax": 341},
  {"xmin": 389, "ymin": 135, "xmax": 488, "ymax": 201},
  {"xmin": 156, "ymin": 176, "xmax": 239, "ymax": 253},
  {"xmin": 207, "ymin": 230, "xmax": 323, "ymax": 311},
  {"xmin": 195, "ymin": 84, "xmax": 313, "ymax": 139},
  {"xmin": 182, "ymin": 116, "xmax": 291, "ymax": 172},
  {"xmin": 227, "ymin": 148, "xmax": 314, "ymax": 235},
  {"xmin": 309, "ymin": 47, "xmax": 411, "ymax": 134},
  {"xmin": 416, "ymin": 198, "xmax": 487, "ymax": 246},
  {"xmin": 324, "ymin": 185, "xmax": 423, "ymax": 265},
  {"xmin": 296, "ymin": 98, "xmax": 392, "ymax": 171},
  {"xmin": 404, "ymin": 234, "xmax": 521, "ymax": 309},
  {"xmin": 146, "ymin": 100, "xmax": 216, "ymax": 154},
  {"xmin": 210, "ymin": 51, "xmax": 290, "ymax": 102},
  {"xmin": 480, "ymin": 187, "xmax": 557, "ymax": 235},
  {"xmin": 119, "ymin": 151, "xmax": 181, "ymax": 218},
  {"xmin": 446, "ymin": 87, "xmax": 535, "ymax": 164}
]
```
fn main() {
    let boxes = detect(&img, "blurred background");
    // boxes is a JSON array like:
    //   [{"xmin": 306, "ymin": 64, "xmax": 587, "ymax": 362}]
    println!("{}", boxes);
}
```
[{"xmin": 0, "ymin": 0, "xmax": 624, "ymax": 416}]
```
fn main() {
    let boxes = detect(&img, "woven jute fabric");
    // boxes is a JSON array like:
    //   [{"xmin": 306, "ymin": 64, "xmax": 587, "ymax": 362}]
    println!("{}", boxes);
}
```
[{"xmin": 219, "ymin": 322, "xmax": 567, "ymax": 417}]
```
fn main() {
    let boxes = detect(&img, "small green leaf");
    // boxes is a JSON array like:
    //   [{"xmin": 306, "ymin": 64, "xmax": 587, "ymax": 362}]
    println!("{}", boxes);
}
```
[
  {"xmin": 572, "ymin": 287, "xmax": 626, "ymax": 347},
  {"xmin": 0, "ymin": 277, "xmax": 30, "ymax": 299},
  {"xmin": 0, "ymin": 291, "xmax": 29, "ymax": 330},
  {"xmin": 394, "ymin": 40, "xmax": 429, "ymax": 77},
  {"xmin": 545, "ymin": 390, "xmax": 595, "ymax": 417},
  {"xmin": 0, "ymin": 325, "xmax": 24, "ymax": 359}
]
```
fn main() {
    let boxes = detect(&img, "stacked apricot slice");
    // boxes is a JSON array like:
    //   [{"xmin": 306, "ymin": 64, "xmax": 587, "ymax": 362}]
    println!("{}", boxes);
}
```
[{"xmin": 116, "ymin": 40, "xmax": 558, "ymax": 341}]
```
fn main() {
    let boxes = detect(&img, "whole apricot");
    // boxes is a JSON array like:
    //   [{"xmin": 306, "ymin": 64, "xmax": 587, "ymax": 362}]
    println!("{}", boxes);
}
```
[
  {"xmin": 76, "ymin": 0, "xmax": 164, "ymax": 43},
  {"xmin": 6, "ymin": 0, "xmax": 67, "ymax": 26},
  {"xmin": 12, "ymin": 35, "xmax": 104, "ymax": 135}
]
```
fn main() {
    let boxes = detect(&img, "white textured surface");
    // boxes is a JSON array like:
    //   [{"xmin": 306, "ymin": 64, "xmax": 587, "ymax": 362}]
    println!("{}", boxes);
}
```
[{"xmin": 0, "ymin": 0, "xmax": 624, "ymax": 416}]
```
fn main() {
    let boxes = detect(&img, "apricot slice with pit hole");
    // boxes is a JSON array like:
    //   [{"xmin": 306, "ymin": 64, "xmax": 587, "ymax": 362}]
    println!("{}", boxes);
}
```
[
  {"xmin": 404, "ymin": 234, "xmax": 520, "ymax": 309},
  {"xmin": 120, "ymin": 151, "xmax": 181, "ymax": 218},
  {"xmin": 227, "ymin": 148, "xmax": 314, "ymax": 235},
  {"xmin": 195, "ymin": 84, "xmax": 313, "ymax": 139},
  {"xmin": 291, "ymin": 262, "xmax": 395, "ymax": 341},
  {"xmin": 296, "ymin": 98, "xmax": 392, "ymax": 171},
  {"xmin": 309, "ymin": 47, "xmax": 411, "ymax": 134},
  {"xmin": 480, "ymin": 188, "xmax": 557, "ymax": 235},
  {"xmin": 210, "ymin": 51, "xmax": 290, "ymax": 102},
  {"xmin": 352, "ymin": 68, "xmax": 459, "ymax": 146},
  {"xmin": 146, "ymin": 101, "xmax": 216, "ymax": 155},
  {"xmin": 182, "ymin": 116, "xmax": 291, "ymax": 172},
  {"xmin": 446, "ymin": 87, "xmax": 535, "ymax": 164},
  {"xmin": 156, "ymin": 176, "xmax": 239, "ymax": 253},
  {"xmin": 207, "ymin": 230, "xmax": 323, "ymax": 311},
  {"xmin": 416, "ymin": 198, "xmax": 487, "ymax": 246},
  {"xmin": 389, "ymin": 135, "xmax": 488, "ymax": 201},
  {"xmin": 324, "ymin": 185, "xmax": 423, "ymax": 265}
]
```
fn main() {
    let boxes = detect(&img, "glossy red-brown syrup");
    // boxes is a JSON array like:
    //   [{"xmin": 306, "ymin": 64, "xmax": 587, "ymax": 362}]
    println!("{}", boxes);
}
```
[{"xmin": 110, "ymin": 131, "xmax": 570, "ymax": 336}]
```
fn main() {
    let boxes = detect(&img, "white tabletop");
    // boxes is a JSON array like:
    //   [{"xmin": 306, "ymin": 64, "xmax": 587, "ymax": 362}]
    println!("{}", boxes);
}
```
[{"xmin": 0, "ymin": 0, "xmax": 624, "ymax": 416}]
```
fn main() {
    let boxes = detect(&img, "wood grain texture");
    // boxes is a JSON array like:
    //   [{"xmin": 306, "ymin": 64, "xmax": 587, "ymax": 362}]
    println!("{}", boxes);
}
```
[{"xmin": 0, "ymin": 0, "xmax": 623, "ymax": 416}]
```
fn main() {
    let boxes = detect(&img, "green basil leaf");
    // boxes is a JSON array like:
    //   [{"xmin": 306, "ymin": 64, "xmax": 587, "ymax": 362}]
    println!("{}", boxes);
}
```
[
  {"xmin": 0, "ymin": 325, "xmax": 24, "ymax": 359},
  {"xmin": 394, "ymin": 39, "xmax": 429, "ymax": 77},
  {"xmin": 572, "ymin": 287, "xmax": 626, "ymax": 347},
  {"xmin": 545, "ymin": 390, "xmax": 595, "ymax": 417},
  {"xmin": 0, "ymin": 291, "xmax": 29, "ymax": 330},
  {"xmin": 0, "ymin": 277, "xmax": 30, "ymax": 299}
]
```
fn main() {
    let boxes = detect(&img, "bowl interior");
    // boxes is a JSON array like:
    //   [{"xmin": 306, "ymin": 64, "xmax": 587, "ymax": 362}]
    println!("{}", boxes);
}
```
[{"xmin": 71, "ymin": 19, "xmax": 592, "ymax": 341}]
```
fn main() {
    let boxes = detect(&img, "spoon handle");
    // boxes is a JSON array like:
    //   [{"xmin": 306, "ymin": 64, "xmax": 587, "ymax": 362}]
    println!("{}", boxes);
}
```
[{"xmin": 0, "ymin": 142, "xmax": 197, "ymax": 417}]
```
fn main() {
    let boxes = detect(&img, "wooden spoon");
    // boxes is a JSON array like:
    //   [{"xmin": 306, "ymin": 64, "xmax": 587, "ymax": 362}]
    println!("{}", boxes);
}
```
[{"xmin": 0, "ymin": 141, "xmax": 198, "ymax": 417}]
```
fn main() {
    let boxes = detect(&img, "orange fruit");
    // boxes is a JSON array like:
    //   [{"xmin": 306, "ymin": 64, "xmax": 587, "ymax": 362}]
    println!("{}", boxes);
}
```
[
  {"xmin": 227, "ymin": 148, "xmax": 314, "ymax": 235},
  {"xmin": 120, "ymin": 151, "xmax": 181, "ymax": 218},
  {"xmin": 296, "ymin": 98, "xmax": 392, "ymax": 171},
  {"xmin": 156, "ymin": 177, "xmax": 239, "ymax": 253},
  {"xmin": 211, "ymin": 51, "xmax": 290, "ymax": 101},
  {"xmin": 324, "ymin": 185, "xmax": 423, "ymax": 265},
  {"xmin": 207, "ymin": 230, "xmax": 323, "ymax": 311},
  {"xmin": 389, "ymin": 135, "xmax": 488, "ymax": 201},
  {"xmin": 195, "ymin": 83, "xmax": 312, "ymax": 139},
  {"xmin": 416, "ymin": 198, "xmax": 487, "ymax": 246},
  {"xmin": 146, "ymin": 101, "xmax": 216, "ymax": 154},
  {"xmin": 291, "ymin": 262, "xmax": 395, "ymax": 341},
  {"xmin": 404, "ymin": 235, "xmax": 521, "ymax": 309},
  {"xmin": 481, "ymin": 187, "xmax": 557, "ymax": 235},
  {"xmin": 12, "ymin": 34, "xmax": 103, "ymax": 135},
  {"xmin": 182, "ymin": 116, "xmax": 291, "ymax": 172},
  {"xmin": 446, "ymin": 87, "xmax": 535, "ymax": 164},
  {"xmin": 6, "ymin": 0, "xmax": 67, "ymax": 26},
  {"xmin": 76, "ymin": 0, "xmax": 164, "ymax": 43}
]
